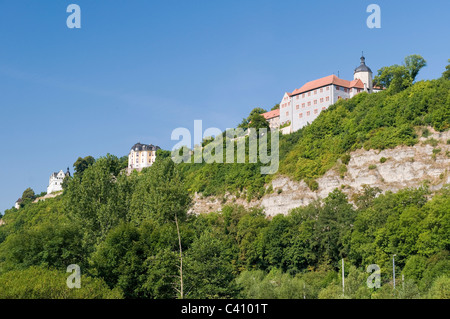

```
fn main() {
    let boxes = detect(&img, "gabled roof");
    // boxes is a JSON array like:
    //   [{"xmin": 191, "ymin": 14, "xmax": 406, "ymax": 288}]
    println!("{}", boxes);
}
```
[
  {"xmin": 349, "ymin": 78, "xmax": 365, "ymax": 89},
  {"xmin": 261, "ymin": 109, "xmax": 280, "ymax": 120},
  {"xmin": 290, "ymin": 74, "xmax": 364, "ymax": 96}
]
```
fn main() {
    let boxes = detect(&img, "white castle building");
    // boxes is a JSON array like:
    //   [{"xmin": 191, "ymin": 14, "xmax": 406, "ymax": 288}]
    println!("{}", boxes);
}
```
[
  {"xmin": 127, "ymin": 142, "xmax": 160, "ymax": 173},
  {"xmin": 273, "ymin": 55, "xmax": 380, "ymax": 134},
  {"xmin": 47, "ymin": 168, "xmax": 70, "ymax": 194}
]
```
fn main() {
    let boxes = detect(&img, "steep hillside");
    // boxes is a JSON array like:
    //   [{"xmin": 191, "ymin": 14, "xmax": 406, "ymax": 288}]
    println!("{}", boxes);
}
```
[
  {"xmin": 190, "ymin": 127, "xmax": 450, "ymax": 216},
  {"xmin": 182, "ymin": 78, "xmax": 450, "ymax": 203},
  {"xmin": 0, "ymin": 77, "xmax": 449, "ymax": 300}
]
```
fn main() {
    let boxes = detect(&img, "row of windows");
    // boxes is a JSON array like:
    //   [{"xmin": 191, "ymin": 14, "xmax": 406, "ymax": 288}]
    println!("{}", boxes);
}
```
[
  {"xmin": 335, "ymin": 86, "xmax": 362, "ymax": 93},
  {"xmin": 131, "ymin": 152, "xmax": 155, "ymax": 158},
  {"xmin": 293, "ymin": 86, "xmax": 330, "ymax": 100},
  {"xmin": 285, "ymin": 106, "xmax": 327, "ymax": 118},
  {"xmin": 283, "ymin": 86, "xmax": 363, "ymax": 109},
  {"xmin": 294, "ymin": 96, "xmax": 330, "ymax": 109},
  {"xmin": 135, "ymin": 159, "xmax": 155, "ymax": 164}
]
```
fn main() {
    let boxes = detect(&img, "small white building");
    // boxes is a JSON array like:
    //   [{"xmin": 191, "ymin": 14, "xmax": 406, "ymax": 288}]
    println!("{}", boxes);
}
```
[{"xmin": 47, "ymin": 168, "xmax": 70, "ymax": 194}]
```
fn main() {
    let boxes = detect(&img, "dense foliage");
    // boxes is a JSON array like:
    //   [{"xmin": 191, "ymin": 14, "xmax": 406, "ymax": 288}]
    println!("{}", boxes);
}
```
[
  {"xmin": 0, "ymin": 63, "xmax": 448, "ymax": 299},
  {"xmin": 179, "ymin": 77, "xmax": 450, "ymax": 196},
  {"xmin": 0, "ymin": 164, "xmax": 449, "ymax": 298}
]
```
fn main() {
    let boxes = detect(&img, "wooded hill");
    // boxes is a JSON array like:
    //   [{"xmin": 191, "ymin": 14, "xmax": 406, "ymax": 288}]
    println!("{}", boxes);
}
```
[{"xmin": 0, "ymin": 61, "xmax": 448, "ymax": 299}]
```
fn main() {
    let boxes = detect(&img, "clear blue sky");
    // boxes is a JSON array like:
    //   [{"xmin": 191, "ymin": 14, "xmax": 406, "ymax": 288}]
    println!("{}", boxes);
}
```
[{"xmin": 1, "ymin": 0, "xmax": 449, "ymax": 213}]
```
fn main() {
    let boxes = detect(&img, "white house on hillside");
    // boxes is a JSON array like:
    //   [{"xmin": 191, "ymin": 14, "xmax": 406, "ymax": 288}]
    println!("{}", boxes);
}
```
[{"xmin": 47, "ymin": 168, "xmax": 70, "ymax": 194}]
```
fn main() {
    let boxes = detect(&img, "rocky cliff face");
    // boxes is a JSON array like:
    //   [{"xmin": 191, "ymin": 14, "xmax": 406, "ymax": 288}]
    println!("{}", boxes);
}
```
[{"xmin": 189, "ymin": 128, "xmax": 450, "ymax": 216}]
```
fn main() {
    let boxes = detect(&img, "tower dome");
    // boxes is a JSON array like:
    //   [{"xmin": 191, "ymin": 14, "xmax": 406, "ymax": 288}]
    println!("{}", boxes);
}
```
[
  {"xmin": 354, "ymin": 55, "xmax": 372, "ymax": 74},
  {"xmin": 353, "ymin": 54, "xmax": 373, "ymax": 92}
]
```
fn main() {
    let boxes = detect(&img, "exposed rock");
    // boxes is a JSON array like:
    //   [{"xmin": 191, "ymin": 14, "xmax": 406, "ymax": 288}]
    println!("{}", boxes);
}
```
[
  {"xmin": 33, "ymin": 191, "xmax": 63, "ymax": 203},
  {"xmin": 189, "ymin": 128, "xmax": 450, "ymax": 216}
]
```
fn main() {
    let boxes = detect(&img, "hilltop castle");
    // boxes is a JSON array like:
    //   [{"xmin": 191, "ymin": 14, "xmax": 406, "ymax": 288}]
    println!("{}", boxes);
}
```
[
  {"xmin": 127, "ymin": 142, "xmax": 160, "ymax": 174},
  {"xmin": 262, "ymin": 55, "xmax": 380, "ymax": 134},
  {"xmin": 47, "ymin": 168, "xmax": 70, "ymax": 194}
]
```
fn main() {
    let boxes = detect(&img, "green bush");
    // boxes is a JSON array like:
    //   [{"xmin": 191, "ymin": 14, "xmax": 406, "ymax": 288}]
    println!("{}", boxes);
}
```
[
  {"xmin": 339, "ymin": 164, "xmax": 348, "ymax": 178},
  {"xmin": 422, "ymin": 128, "xmax": 431, "ymax": 138},
  {"xmin": 0, "ymin": 267, "xmax": 122, "ymax": 299},
  {"xmin": 341, "ymin": 154, "xmax": 351, "ymax": 165},
  {"xmin": 305, "ymin": 179, "xmax": 319, "ymax": 191}
]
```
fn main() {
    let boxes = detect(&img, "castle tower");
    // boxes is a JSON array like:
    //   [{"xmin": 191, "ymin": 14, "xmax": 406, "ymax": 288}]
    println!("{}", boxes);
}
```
[{"xmin": 353, "ymin": 54, "xmax": 373, "ymax": 93}]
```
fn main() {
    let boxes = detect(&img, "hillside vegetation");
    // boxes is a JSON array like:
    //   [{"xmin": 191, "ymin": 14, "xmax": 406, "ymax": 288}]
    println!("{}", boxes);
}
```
[
  {"xmin": 180, "ymin": 77, "xmax": 450, "ymax": 198},
  {"xmin": 0, "ymin": 62, "xmax": 449, "ymax": 299},
  {"xmin": 0, "ymin": 160, "xmax": 449, "ymax": 298}
]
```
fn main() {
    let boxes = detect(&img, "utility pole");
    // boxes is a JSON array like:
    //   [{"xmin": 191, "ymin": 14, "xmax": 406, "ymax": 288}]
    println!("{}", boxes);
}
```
[
  {"xmin": 175, "ymin": 215, "xmax": 184, "ymax": 299},
  {"xmin": 342, "ymin": 258, "xmax": 345, "ymax": 296},
  {"xmin": 303, "ymin": 282, "xmax": 306, "ymax": 299},
  {"xmin": 393, "ymin": 254, "xmax": 397, "ymax": 289}
]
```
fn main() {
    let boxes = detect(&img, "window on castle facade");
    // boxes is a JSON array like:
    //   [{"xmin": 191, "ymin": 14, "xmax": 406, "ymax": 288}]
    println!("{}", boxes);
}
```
[
  {"xmin": 314, "ymin": 100, "xmax": 317, "ymax": 105},
  {"xmin": 307, "ymin": 101, "xmax": 311, "ymax": 106},
  {"xmin": 326, "ymin": 96, "xmax": 329, "ymax": 101},
  {"xmin": 299, "ymin": 113, "xmax": 303, "ymax": 118},
  {"xmin": 314, "ymin": 109, "xmax": 318, "ymax": 114},
  {"xmin": 320, "ymin": 98, "xmax": 324, "ymax": 103},
  {"xmin": 307, "ymin": 111, "xmax": 310, "ymax": 116}
]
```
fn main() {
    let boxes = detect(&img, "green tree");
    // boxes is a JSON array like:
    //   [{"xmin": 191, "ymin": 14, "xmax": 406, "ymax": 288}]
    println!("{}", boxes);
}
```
[
  {"xmin": 373, "ymin": 65, "xmax": 412, "ymax": 92},
  {"xmin": 248, "ymin": 113, "xmax": 270, "ymax": 130},
  {"xmin": 427, "ymin": 275, "xmax": 450, "ymax": 299},
  {"xmin": 0, "ymin": 217, "xmax": 84, "ymax": 272},
  {"xmin": 65, "ymin": 154, "xmax": 131, "ymax": 250},
  {"xmin": 0, "ymin": 266, "xmax": 122, "ymax": 299},
  {"xmin": 129, "ymin": 158, "xmax": 191, "ymax": 224},
  {"xmin": 373, "ymin": 55, "xmax": 426, "ymax": 92},
  {"xmin": 404, "ymin": 54, "xmax": 427, "ymax": 82},
  {"xmin": 442, "ymin": 59, "xmax": 450, "ymax": 80},
  {"xmin": 73, "ymin": 156, "xmax": 95, "ymax": 177},
  {"xmin": 21, "ymin": 187, "xmax": 35, "ymax": 201},
  {"xmin": 185, "ymin": 231, "xmax": 239, "ymax": 298},
  {"xmin": 238, "ymin": 107, "xmax": 268, "ymax": 129},
  {"xmin": 156, "ymin": 149, "xmax": 172, "ymax": 161}
]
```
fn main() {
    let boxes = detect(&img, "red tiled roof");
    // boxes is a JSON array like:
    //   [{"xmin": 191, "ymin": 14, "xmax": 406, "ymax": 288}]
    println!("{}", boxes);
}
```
[
  {"xmin": 291, "ymin": 75, "xmax": 364, "ymax": 95},
  {"xmin": 261, "ymin": 108, "xmax": 280, "ymax": 120},
  {"xmin": 349, "ymin": 78, "xmax": 365, "ymax": 88}
]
